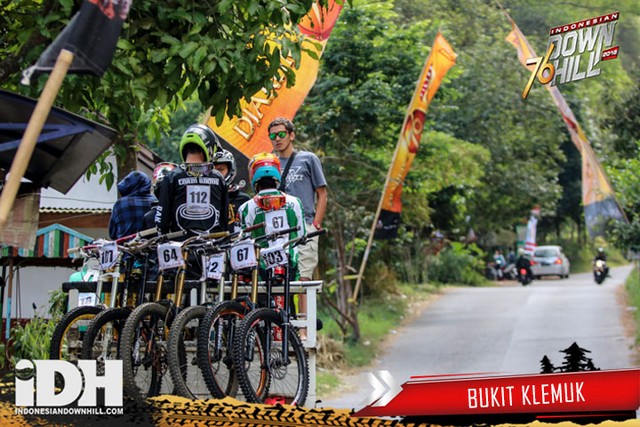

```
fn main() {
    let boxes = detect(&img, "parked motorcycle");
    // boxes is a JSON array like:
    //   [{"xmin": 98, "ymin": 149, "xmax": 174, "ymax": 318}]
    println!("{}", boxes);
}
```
[
  {"xmin": 594, "ymin": 259, "xmax": 607, "ymax": 285},
  {"xmin": 503, "ymin": 263, "xmax": 518, "ymax": 280}
]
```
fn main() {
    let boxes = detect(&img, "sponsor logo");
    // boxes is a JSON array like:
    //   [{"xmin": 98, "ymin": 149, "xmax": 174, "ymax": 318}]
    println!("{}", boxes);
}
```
[{"xmin": 522, "ymin": 12, "xmax": 619, "ymax": 99}]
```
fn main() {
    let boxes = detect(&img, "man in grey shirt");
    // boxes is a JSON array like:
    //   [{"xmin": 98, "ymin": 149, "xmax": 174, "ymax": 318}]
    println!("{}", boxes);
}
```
[{"xmin": 269, "ymin": 117, "xmax": 327, "ymax": 337}]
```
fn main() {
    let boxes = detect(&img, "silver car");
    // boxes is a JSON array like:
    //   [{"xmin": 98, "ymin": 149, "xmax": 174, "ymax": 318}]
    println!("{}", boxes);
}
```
[{"xmin": 531, "ymin": 245, "xmax": 571, "ymax": 279}]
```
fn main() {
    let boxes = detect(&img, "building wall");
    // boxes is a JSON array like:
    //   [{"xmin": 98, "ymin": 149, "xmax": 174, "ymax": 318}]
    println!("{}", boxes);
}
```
[{"xmin": 2, "ymin": 266, "xmax": 78, "ymax": 321}]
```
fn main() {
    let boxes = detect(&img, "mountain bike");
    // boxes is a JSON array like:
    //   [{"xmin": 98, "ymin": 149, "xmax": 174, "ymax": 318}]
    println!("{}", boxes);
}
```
[
  {"xmin": 119, "ymin": 230, "xmax": 230, "ymax": 402},
  {"xmin": 49, "ymin": 229, "xmax": 156, "ymax": 361},
  {"xmin": 199, "ymin": 227, "xmax": 320, "ymax": 405},
  {"xmin": 196, "ymin": 225, "xmax": 301, "ymax": 399}
]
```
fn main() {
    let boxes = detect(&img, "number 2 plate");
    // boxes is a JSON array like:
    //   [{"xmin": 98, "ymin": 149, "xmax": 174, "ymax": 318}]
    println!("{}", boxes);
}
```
[{"xmin": 205, "ymin": 253, "xmax": 226, "ymax": 280}]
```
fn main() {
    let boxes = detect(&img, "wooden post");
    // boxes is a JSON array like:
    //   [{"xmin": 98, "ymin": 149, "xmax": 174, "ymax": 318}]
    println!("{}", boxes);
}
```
[{"xmin": 0, "ymin": 49, "xmax": 75, "ymax": 232}]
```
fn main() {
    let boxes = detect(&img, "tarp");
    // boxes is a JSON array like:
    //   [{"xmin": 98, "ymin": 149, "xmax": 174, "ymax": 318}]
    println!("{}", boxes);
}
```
[{"xmin": 0, "ymin": 89, "xmax": 116, "ymax": 193}]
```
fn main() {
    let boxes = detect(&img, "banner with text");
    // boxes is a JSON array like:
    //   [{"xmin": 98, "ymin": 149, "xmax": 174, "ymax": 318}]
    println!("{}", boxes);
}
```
[
  {"xmin": 206, "ymin": 0, "xmax": 343, "ymax": 184},
  {"xmin": 375, "ymin": 33, "xmax": 457, "ymax": 239},
  {"xmin": 506, "ymin": 16, "xmax": 626, "ymax": 237},
  {"xmin": 355, "ymin": 369, "xmax": 640, "ymax": 423}
]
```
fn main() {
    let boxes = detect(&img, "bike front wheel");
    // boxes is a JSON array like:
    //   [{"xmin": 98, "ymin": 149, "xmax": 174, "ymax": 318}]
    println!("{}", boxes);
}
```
[
  {"xmin": 232, "ymin": 307, "xmax": 308, "ymax": 406},
  {"xmin": 81, "ymin": 307, "xmax": 132, "ymax": 361},
  {"xmin": 167, "ymin": 304, "xmax": 212, "ymax": 399},
  {"xmin": 49, "ymin": 306, "xmax": 102, "ymax": 361},
  {"xmin": 197, "ymin": 301, "xmax": 247, "ymax": 398},
  {"xmin": 120, "ymin": 302, "xmax": 173, "ymax": 401}
]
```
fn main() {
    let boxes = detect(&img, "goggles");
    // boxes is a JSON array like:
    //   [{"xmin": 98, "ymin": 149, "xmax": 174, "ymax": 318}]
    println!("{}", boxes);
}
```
[
  {"xmin": 182, "ymin": 162, "xmax": 214, "ymax": 177},
  {"xmin": 268, "ymin": 131, "xmax": 288, "ymax": 140},
  {"xmin": 254, "ymin": 194, "xmax": 287, "ymax": 211}
]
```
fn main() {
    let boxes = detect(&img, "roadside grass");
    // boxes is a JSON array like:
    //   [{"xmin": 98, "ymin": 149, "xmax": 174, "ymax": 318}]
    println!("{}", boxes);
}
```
[
  {"xmin": 624, "ymin": 266, "xmax": 640, "ymax": 344},
  {"xmin": 316, "ymin": 282, "xmax": 439, "ymax": 395}
]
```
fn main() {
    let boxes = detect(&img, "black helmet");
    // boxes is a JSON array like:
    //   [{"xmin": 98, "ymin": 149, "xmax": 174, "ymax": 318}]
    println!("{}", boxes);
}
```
[{"xmin": 179, "ymin": 124, "xmax": 221, "ymax": 163}]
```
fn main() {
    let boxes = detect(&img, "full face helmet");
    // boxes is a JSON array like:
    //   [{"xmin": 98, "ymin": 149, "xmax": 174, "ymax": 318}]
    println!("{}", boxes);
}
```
[
  {"xmin": 179, "ymin": 124, "xmax": 221, "ymax": 163},
  {"xmin": 151, "ymin": 162, "xmax": 178, "ymax": 196},
  {"xmin": 212, "ymin": 149, "xmax": 236, "ymax": 186},
  {"xmin": 598, "ymin": 247, "xmax": 604, "ymax": 254},
  {"xmin": 251, "ymin": 165, "xmax": 282, "ymax": 193},
  {"xmin": 248, "ymin": 152, "xmax": 280, "ymax": 183}
]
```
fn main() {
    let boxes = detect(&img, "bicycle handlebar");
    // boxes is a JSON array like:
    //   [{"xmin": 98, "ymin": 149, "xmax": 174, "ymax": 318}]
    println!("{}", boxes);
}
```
[{"xmin": 282, "ymin": 227, "xmax": 327, "ymax": 249}]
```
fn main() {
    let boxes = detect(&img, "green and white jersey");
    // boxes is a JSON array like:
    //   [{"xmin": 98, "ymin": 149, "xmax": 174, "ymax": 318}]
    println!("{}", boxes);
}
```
[{"xmin": 237, "ymin": 189, "xmax": 306, "ymax": 273}]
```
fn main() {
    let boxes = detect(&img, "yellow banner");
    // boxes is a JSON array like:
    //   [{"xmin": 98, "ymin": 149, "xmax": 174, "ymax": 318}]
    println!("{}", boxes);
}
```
[
  {"xmin": 505, "ymin": 17, "xmax": 626, "ymax": 234},
  {"xmin": 381, "ymin": 33, "xmax": 457, "ymax": 213},
  {"xmin": 207, "ymin": 0, "xmax": 343, "ymax": 160}
]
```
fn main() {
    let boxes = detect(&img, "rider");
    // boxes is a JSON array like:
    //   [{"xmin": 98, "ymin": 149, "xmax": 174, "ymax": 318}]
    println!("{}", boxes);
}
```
[
  {"xmin": 212, "ymin": 149, "xmax": 250, "ymax": 229},
  {"xmin": 144, "ymin": 162, "xmax": 178, "ymax": 230},
  {"xmin": 593, "ymin": 247, "xmax": 609, "ymax": 277},
  {"xmin": 237, "ymin": 153, "xmax": 306, "ymax": 280},
  {"xmin": 492, "ymin": 249, "xmax": 507, "ymax": 280},
  {"xmin": 515, "ymin": 248, "xmax": 533, "ymax": 280},
  {"xmin": 109, "ymin": 170, "xmax": 155, "ymax": 240},
  {"xmin": 155, "ymin": 124, "xmax": 229, "ymax": 237}
]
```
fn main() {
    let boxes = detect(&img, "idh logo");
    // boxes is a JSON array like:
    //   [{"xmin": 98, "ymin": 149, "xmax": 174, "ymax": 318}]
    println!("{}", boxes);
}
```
[{"xmin": 15, "ymin": 359, "xmax": 123, "ymax": 408}]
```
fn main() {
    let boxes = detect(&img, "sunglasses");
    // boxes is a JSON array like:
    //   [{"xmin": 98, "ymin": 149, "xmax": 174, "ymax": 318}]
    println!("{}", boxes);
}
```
[{"xmin": 269, "ymin": 130, "xmax": 288, "ymax": 140}]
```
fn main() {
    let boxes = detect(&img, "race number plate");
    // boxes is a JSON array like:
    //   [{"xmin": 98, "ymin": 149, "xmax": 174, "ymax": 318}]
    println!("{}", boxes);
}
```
[
  {"xmin": 186, "ymin": 185, "xmax": 210, "ymax": 215},
  {"xmin": 205, "ymin": 252, "xmax": 226, "ymax": 280},
  {"xmin": 230, "ymin": 240, "xmax": 257, "ymax": 270},
  {"xmin": 264, "ymin": 209, "xmax": 288, "ymax": 235},
  {"xmin": 260, "ymin": 244, "xmax": 288, "ymax": 270},
  {"xmin": 99, "ymin": 242, "xmax": 119, "ymax": 270},
  {"xmin": 157, "ymin": 242, "xmax": 185, "ymax": 270}
]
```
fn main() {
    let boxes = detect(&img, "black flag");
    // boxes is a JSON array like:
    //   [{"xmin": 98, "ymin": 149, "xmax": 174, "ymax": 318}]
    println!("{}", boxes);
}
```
[
  {"xmin": 22, "ymin": 0, "xmax": 132, "ymax": 84},
  {"xmin": 374, "ymin": 209, "xmax": 400, "ymax": 239}
]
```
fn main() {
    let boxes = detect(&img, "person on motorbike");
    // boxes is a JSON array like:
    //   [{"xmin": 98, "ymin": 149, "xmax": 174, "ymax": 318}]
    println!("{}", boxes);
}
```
[
  {"xmin": 515, "ymin": 248, "xmax": 533, "ymax": 282},
  {"xmin": 493, "ymin": 249, "xmax": 507, "ymax": 280},
  {"xmin": 593, "ymin": 247, "xmax": 610, "ymax": 277}
]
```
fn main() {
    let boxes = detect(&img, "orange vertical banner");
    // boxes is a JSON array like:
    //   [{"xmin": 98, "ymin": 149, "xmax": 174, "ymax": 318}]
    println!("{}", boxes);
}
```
[
  {"xmin": 375, "ymin": 32, "xmax": 457, "ymax": 238},
  {"xmin": 207, "ymin": 0, "xmax": 343, "ymax": 169}
]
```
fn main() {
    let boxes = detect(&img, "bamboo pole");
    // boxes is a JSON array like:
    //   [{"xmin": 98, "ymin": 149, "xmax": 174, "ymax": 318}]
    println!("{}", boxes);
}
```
[
  {"xmin": 0, "ymin": 49, "xmax": 75, "ymax": 232},
  {"xmin": 351, "ymin": 138, "xmax": 403, "ymax": 303}
]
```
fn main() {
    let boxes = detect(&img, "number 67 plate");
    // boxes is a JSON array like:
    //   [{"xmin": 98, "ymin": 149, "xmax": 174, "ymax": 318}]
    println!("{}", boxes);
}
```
[{"xmin": 230, "ymin": 239, "xmax": 257, "ymax": 270}]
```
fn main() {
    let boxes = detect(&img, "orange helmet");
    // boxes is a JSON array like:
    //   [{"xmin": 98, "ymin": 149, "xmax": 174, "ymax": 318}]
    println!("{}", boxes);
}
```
[{"xmin": 248, "ymin": 152, "xmax": 280, "ymax": 183}]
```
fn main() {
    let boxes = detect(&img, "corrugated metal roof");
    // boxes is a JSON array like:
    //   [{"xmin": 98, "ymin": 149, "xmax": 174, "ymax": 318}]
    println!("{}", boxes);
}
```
[{"xmin": 40, "ymin": 207, "xmax": 111, "ymax": 214}]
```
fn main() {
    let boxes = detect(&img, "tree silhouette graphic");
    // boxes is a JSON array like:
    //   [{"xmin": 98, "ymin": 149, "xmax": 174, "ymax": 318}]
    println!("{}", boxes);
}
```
[
  {"xmin": 540, "ymin": 355, "xmax": 556, "ymax": 373},
  {"xmin": 558, "ymin": 342, "xmax": 600, "ymax": 372},
  {"xmin": 539, "ymin": 342, "xmax": 600, "ymax": 373}
]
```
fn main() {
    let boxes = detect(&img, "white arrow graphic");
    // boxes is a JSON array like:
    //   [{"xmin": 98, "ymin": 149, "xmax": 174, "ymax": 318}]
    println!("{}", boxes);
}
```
[{"xmin": 361, "ymin": 370, "xmax": 402, "ymax": 408}]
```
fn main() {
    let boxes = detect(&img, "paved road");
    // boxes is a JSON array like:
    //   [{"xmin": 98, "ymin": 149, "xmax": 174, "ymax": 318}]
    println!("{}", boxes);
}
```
[{"xmin": 319, "ymin": 265, "xmax": 637, "ymax": 411}]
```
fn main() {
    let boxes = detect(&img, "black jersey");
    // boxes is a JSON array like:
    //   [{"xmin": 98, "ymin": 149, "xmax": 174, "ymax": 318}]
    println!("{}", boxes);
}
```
[{"xmin": 155, "ymin": 166, "xmax": 229, "ymax": 236}]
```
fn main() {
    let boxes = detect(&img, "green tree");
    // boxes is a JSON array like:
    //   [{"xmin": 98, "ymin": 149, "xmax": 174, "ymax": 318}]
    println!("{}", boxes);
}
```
[{"xmin": 0, "ymin": 0, "xmax": 325, "ymax": 179}]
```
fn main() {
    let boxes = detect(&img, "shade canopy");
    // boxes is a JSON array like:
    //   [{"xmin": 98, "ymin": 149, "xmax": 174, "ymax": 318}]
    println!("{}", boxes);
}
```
[{"xmin": 0, "ymin": 89, "xmax": 116, "ymax": 193}]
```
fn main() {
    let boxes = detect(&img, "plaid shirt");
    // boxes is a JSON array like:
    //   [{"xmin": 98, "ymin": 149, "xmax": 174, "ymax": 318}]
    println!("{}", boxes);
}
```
[{"xmin": 109, "ymin": 171, "xmax": 156, "ymax": 239}]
